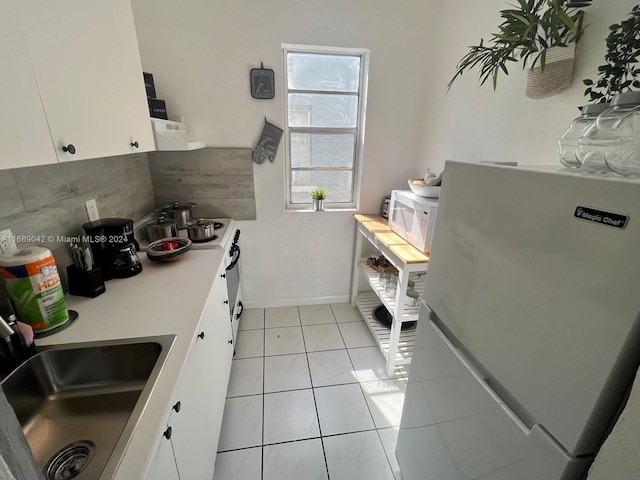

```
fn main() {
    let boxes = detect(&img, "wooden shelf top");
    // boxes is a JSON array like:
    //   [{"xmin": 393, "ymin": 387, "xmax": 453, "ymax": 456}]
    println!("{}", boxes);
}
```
[
  {"xmin": 354, "ymin": 214, "xmax": 429, "ymax": 264},
  {"xmin": 353, "ymin": 213, "xmax": 392, "ymax": 232}
]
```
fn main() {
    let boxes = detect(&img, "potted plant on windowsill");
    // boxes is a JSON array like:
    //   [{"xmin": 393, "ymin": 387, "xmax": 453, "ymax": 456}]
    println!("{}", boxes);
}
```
[
  {"xmin": 448, "ymin": 0, "xmax": 592, "ymax": 98},
  {"xmin": 310, "ymin": 187, "xmax": 327, "ymax": 211}
]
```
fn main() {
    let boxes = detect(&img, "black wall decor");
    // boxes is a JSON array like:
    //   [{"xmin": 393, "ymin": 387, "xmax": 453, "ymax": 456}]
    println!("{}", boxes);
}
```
[{"xmin": 250, "ymin": 62, "xmax": 275, "ymax": 99}]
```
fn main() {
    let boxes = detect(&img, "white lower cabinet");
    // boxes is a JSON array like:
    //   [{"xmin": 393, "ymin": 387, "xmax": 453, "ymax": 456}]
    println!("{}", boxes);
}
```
[
  {"xmin": 144, "ymin": 271, "xmax": 233, "ymax": 479},
  {"xmin": 145, "ymin": 429, "xmax": 179, "ymax": 480}
]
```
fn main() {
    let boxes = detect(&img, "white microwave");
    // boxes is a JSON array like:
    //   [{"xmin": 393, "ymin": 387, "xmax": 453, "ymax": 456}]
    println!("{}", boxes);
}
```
[{"xmin": 388, "ymin": 190, "xmax": 439, "ymax": 253}]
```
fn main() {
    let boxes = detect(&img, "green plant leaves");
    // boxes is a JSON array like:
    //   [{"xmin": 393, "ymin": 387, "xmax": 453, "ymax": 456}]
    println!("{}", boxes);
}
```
[
  {"xmin": 582, "ymin": 5, "xmax": 640, "ymax": 102},
  {"xmin": 448, "ymin": 0, "xmax": 592, "ymax": 91}
]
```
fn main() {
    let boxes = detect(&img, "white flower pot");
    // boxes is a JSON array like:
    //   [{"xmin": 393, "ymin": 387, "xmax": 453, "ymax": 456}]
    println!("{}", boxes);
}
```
[{"xmin": 526, "ymin": 44, "xmax": 576, "ymax": 99}]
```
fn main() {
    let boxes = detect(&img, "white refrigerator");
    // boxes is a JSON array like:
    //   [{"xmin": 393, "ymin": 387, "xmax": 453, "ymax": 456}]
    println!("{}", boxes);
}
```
[{"xmin": 396, "ymin": 161, "xmax": 640, "ymax": 480}]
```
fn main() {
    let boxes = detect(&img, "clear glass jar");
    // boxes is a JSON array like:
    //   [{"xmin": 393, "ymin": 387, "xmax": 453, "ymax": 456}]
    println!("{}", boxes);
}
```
[
  {"xmin": 558, "ymin": 103, "xmax": 609, "ymax": 168},
  {"xmin": 603, "ymin": 96, "xmax": 640, "ymax": 176},
  {"xmin": 405, "ymin": 290, "xmax": 419, "ymax": 307},
  {"xmin": 580, "ymin": 93, "xmax": 640, "ymax": 173},
  {"xmin": 378, "ymin": 272, "xmax": 389, "ymax": 289},
  {"xmin": 385, "ymin": 275, "xmax": 398, "ymax": 297}
]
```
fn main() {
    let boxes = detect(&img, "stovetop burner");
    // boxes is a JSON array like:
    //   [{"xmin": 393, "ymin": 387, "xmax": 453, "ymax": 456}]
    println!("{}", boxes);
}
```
[
  {"xmin": 192, "ymin": 235, "xmax": 219, "ymax": 243},
  {"xmin": 213, "ymin": 222, "xmax": 223, "ymax": 230}
]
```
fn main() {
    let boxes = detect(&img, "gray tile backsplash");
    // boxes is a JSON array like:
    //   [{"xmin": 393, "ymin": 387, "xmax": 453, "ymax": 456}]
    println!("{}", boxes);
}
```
[
  {"xmin": 0, "ymin": 148, "xmax": 257, "ymax": 295},
  {"xmin": 0, "ymin": 171, "xmax": 23, "ymax": 218},
  {"xmin": 149, "ymin": 148, "xmax": 256, "ymax": 220},
  {"xmin": 0, "ymin": 153, "xmax": 155, "ymax": 289}
]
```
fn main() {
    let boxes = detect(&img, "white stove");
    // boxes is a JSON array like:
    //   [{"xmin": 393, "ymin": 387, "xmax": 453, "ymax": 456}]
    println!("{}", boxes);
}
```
[{"xmin": 137, "ymin": 217, "xmax": 235, "ymax": 251}]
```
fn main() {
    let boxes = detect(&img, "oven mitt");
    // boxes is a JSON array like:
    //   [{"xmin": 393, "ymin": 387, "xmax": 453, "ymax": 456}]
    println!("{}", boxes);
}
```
[{"xmin": 253, "ymin": 119, "xmax": 283, "ymax": 164}]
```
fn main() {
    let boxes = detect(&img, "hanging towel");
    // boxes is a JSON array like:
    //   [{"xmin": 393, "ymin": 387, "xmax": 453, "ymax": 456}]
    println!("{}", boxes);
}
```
[{"xmin": 0, "ymin": 388, "xmax": 43, "ymax": 480}]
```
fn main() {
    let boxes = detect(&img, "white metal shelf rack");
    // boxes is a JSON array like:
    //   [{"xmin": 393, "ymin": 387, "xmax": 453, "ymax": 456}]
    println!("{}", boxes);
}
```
[{"xmin": 350, "ymin": 214, "xmax": 430, "ymax": 376}]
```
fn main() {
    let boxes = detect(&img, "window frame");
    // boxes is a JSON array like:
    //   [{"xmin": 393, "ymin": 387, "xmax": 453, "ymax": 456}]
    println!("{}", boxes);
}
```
[{"xmin": 282, "ymin": 43, "xmax": 369, "ymax": 211}]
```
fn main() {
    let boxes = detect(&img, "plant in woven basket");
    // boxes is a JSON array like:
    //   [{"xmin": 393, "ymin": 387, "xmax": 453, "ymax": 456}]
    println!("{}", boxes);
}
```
[
  {"xmin": 448, "ymin": 0, "xmax": 592, "ymax": 91},
  {"xmin": 583, "ymin": 5, "xmax": 640, "ymax": 103}
]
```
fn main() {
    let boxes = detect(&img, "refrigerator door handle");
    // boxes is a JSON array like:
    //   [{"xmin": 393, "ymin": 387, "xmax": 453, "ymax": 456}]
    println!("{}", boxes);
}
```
[{"xmin": 429, "ymin": 319, "xmax": 533, "ymax": 435}]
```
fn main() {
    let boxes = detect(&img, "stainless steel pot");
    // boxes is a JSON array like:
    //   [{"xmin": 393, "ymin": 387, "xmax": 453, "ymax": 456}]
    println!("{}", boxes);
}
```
[
  {"xmin": 160, "ymin": 202, "xmax": 196, "ymax": 229},
  {"xmin": 185, "ymin": 218, "xmax": 217, "ymax": 243},
  {"xmin": 144, "ymin": 215, "xmax": 179, "ymax": 242}
]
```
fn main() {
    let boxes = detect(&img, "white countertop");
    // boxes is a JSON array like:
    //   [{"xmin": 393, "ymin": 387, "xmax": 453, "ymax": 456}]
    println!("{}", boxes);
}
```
[{"xmin": 38, "ymin": 249, "xmax": 225, "ymax": 479}]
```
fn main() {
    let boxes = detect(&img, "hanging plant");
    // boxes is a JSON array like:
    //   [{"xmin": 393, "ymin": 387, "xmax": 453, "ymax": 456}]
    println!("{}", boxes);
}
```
[
  {"xmin": 448, "ymin": 0, "xmax": 592, "ymax": 91},
  {"xmin": 583, "ymin": 5, "xmax": 640, "ymax": 103}
]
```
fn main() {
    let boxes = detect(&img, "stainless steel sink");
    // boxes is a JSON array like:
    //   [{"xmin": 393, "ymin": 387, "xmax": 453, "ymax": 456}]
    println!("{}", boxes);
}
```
[{"xmin": 0, "ymin": 335, "xmax": 176, "ymax": 480}]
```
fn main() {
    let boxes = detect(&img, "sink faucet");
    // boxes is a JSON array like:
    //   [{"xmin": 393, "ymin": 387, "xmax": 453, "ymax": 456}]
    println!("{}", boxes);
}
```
[{"xmin": 0, "ymin": 306, "xmax": 36, "ymax": 377}]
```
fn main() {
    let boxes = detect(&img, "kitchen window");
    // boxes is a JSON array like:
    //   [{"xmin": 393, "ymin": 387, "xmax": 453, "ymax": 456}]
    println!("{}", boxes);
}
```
[{"xmin": 283, "ymin": 44, "xmax": 369, "ymax": 210}]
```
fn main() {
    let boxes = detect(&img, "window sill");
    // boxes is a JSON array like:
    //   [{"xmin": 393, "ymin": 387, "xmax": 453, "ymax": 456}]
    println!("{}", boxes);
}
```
[{"xmin": 286, "ymin": 207, "xmax": 358, "ymax": 213}]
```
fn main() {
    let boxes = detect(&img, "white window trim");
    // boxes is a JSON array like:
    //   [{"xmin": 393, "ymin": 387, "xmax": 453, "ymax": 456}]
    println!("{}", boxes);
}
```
[{"xmin": 282, "ymin": 43, "xmax": 369, "ymax": 211}]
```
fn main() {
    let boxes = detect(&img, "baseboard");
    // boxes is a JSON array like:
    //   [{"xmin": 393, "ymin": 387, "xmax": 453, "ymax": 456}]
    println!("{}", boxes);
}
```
[{"xmin": 242, "ymin": 294, "xmax": 351, "ymax": 309}]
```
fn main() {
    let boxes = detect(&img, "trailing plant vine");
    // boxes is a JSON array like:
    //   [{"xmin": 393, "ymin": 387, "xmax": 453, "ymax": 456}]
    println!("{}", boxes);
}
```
[{"xmin": 583, "ymin": 5, "xmax": 640, "ymax": 103}]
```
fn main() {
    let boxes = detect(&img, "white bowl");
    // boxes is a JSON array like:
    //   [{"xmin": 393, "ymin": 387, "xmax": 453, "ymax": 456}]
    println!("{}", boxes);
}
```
[{"xmin": 408, "ymin": 179, "xmax": 441, "ymax": 198}]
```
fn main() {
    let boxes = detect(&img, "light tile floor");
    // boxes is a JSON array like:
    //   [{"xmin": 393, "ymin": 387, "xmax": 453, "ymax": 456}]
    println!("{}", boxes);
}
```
[{"xmin": 214, "ymin": 303, "xmax": 405, "ymax": 480}]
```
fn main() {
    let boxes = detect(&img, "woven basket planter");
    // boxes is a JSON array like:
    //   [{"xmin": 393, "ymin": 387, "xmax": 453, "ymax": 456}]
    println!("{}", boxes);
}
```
[{"xmin": 526, "ymin": 44, "xmax": 576, "ymax": 99}]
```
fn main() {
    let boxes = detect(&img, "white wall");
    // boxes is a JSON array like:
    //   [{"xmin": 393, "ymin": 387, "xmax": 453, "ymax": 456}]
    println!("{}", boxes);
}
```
[
  {"xmin": 416, "ymin": 0, "xmax": 638, "ymax": 173},
  {"xmin": 416, "ymin": 2, "xmax": 640, "ymax": 477},
  {"xmin": 131, "ymin": 0, "xmax": 432, "ymax": 307}
]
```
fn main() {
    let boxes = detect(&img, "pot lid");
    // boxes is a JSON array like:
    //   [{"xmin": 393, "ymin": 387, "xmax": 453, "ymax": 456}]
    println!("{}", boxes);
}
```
[
  {"xmin": 145, "ymin": 215, "xmax": 178, "ymax": 229},
  {"xmin": 161, "ymin": 202, "xmax": 197, "ymax": 213},
  {"xmin": 581, "ymin": 103, "xmax": 610, "ymax": 116},
  {"xmin": 611, "ymin": 91, "xmax": 640, "ymax": 107},
  {"xmin": 186, "ymin": 218, "xmax": 219, "ymax": 228}
]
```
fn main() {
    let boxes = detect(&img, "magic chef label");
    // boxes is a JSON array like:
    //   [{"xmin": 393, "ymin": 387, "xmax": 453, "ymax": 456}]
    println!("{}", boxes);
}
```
[{"xmin": 574, "ymin": 206, "xmax": 628, "ymax": 229}]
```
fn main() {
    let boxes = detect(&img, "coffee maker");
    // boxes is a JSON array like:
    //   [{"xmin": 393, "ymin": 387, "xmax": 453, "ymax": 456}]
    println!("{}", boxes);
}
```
[{"xmin": 82, "ymin": 218, "xmax": 142, "ymax": 279}]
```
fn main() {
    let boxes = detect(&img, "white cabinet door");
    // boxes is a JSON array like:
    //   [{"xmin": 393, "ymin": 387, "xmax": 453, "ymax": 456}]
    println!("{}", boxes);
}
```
[
  {"xmin": 144, "ymin": 428, "xmax": 180, "ymax": 480},
  {"xmin": 21, "ymin": 0, "xmax": 154, "ymax": 162},
  {"xmin": 170, "ymin": 272, "xmax": 233, "ymax": 479},
  {"xmin": 0, "ymin": 11, "xmax": 57, "ymax": 169}
]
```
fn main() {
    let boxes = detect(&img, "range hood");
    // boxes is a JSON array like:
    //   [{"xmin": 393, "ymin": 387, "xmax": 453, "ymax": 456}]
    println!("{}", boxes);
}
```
[{"xmin": 151, "ymin": 119, "xmax": 206, "ymax": 151}]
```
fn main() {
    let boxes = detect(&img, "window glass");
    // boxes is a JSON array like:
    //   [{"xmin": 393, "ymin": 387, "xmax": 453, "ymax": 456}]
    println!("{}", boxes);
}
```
[
  {"xmin": 287, "ymin": 53, "xmax": 361, "ymax": 92},
  {"xmin": 290, "ymin": 133, "xmax": 355, "ymax": 169},
  {"xmin": 284, "ymin": 46, "xmax": 368, "ymax": 210},
  {"xmin": 291, "ymin": 170, "xmax": 353, "ymax": 204},
  {"xmin": 288, "ymin": 94, "xmax": 358, "ymax": 128}
]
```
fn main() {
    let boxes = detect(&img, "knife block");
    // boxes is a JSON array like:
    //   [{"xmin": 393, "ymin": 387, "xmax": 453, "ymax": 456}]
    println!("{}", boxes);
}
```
[{"xmin": 67, "ymin": 265, "xmax": 106, "ymax": 298}]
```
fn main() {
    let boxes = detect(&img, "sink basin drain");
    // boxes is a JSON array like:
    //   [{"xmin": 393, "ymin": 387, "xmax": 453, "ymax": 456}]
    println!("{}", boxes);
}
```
[{"xmin": 44, "ymin": 440, "xmax": 95, "ymax": 480}]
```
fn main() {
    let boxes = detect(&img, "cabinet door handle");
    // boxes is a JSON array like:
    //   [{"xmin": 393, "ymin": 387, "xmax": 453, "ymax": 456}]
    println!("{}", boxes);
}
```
[
  {"xmin": 131, "ymin": 141, "xmax": 139, "ymax": 148},
  {"xmin": 62, "ymin": 144, "xmax": 76, "ymax": 155},
  {"xmin": 228, "ymin": 339, "xmax": 233, "ymax": 345},
  {"xmin": 221, "ymin": 273, "xmax": 226, "ymax": 278},
  {"xmin": 224, "ymin": 299, "xmax": 229, "ymax": 305},
  {"xmin": 172, "ymin": 401, "xmax": 181, "ymax": 413},
  {"xmin": 198, "ymin": 331, "xmax": 205, "ymax": 340},
  {"xmin": 163, "ymin": 426, "xmax": 172, "ymax": 440}
]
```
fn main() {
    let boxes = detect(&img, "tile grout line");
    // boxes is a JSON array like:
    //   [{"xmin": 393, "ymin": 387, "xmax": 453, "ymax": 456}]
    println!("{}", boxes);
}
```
[
  {"xmin": 230, "ymin": 305, "xmax": 399, "ymax": 479},
  {"xmin": 261, "ymin": 308, "xmax": 266, "ymax": 480},
  {"xmin": 300, "ymin": 305, "xmax": 332, "ymax": 480},
  {"xmin": 344, "ymin": 339, "xmax": 400, "ymax": 478}
]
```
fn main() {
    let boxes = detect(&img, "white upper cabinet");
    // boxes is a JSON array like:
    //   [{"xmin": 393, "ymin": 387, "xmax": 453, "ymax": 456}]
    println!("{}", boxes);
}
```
[
  {"xmin": 0, "ymin": 13, "xmax": 57, "ymax": 170},
  {"xmin": 20, "ymin": 0, "xmax": 154, "ymax": 163}
]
